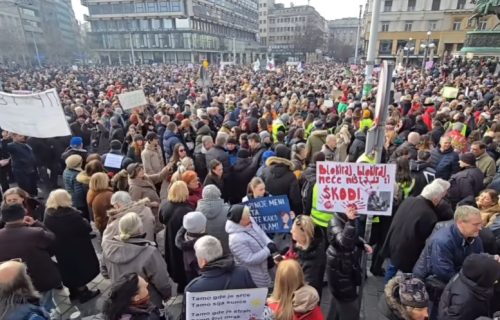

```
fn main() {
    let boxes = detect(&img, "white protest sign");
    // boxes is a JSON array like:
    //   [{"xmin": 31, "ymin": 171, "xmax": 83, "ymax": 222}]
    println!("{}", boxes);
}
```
[
  {"xmin": 72, "ymin": 65, "xmax": 78, "ymax": 71},
  {"xmin": 0, "ymin": 88, "xmax": 71, "ymax": 138},
  {"xmin": 316, "ymin": 161, "xmax": 396, "ymax": 216},
  {"xmin": 117, "ymin": 89, "xmax": 147, "ymax": 110},
  {"xmin": 104, "ymin": 153, "xmax": 124, "ymax": 169},
  {"xmin": 186, "ymin": 288, "xmax": 268, "ymax": 320}
]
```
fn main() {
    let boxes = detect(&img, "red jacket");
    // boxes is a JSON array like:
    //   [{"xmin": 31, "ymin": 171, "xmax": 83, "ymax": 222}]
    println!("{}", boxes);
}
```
[{"xmin": 268, "ymin": 303, "xmax": 324, "ymax": 320}]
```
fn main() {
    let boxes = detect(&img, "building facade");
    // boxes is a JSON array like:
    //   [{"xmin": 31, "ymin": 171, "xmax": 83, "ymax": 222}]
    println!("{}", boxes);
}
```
[
  {"xmin": 328, "ymin": 18, "xmax": 359, "ymax": 48},
  {"xmin": 363, "ymin": 0, "xmax": 499, "ymax": 62},
  {"xmin": 83, "ymin": 0, "xmax": 263, "ymax": 65}
]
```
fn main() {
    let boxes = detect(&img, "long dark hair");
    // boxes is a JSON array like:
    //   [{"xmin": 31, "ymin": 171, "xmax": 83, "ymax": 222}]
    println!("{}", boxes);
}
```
[
  {"xmin": 102, "ymin": 273, "xmax": 139, "ymax": 320},
  {"xmin": 396, "ymin": 157, "xmax": 412, "ymax": 185}
]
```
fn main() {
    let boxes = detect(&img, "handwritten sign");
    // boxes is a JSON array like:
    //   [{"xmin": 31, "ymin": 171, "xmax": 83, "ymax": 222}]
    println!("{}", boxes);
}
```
[
  {"xmin": 117, "ymin": 89, "xmax": 147, "ymax": 110},
  {"xmin": 186, "ymin": 288, "xmax": 268, "ymax": 320},
  {"xmin": 242, "ymin": 195, "xmax": 292, "ymax": 233},
  {"xmin": 0, "ymin": 88, "xmax": 71, "ymax": 138},
  {"xmin": 442, "ymin": 87, "xmax": 459, "ymax": 99},
  {"xmin": 316, "ymin": 162, "xmax": 396, "ymax": 216},
  {"xmin": 104, "ymin": 153, "xmax": 124, "ymax": 169}
]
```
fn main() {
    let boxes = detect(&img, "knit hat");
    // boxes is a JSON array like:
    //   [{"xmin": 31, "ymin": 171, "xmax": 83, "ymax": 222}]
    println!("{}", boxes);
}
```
[
  {"xmin": 462, "ymin": 253, "xmax": 500, "ymax": 287},
  {"xmin": 227, "ymin": 204, "xmax": 246, "ymax": 223},
  {"xmin": 1, "ymin": 204, "xmax": 26, "ymax": 223},
  {"xmin": 65, "ymin": 154, "xmax": 83, "ymax": 171},
  {"xmin": 110, "ymin": 140, "xmax": 122, "ymax": 151},
  {"xmin": 202, "ymin": 185, "xmax": 221, "ymax": 200},
  {"xmin": 398, "ymin": 275, "xmax": 429, "ymax": 308},
  {"xmin": 70, "ymin": 136, "xmax": 83, "ymax": 147},
  {"xmin": 262, "ymin": 150, "xmax": 275, "ymax": 163},
  {"xmin": 183, "ymin": 211, "xmax": 207, "ymax": 234},
  {"xmin": 275, "ymin": 144, "xmax": 290, "ymax": 159},
  {"xmin": 460, "ymin": 152, "xmax": 476, "ymax": 166},
  {"xmin": 259, "ymin": 131, "xmax": 271, "ymax": 142},
  {"xmin": 237, "ymin": 149, "xmax": 251, "ymax": 158},
  {"xmin": 181, "ymin": 170, "xmax": 198, "ymax": 185}
]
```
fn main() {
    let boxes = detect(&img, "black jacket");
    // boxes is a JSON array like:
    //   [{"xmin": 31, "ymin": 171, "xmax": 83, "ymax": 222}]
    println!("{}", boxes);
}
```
[
  {"xmin": 430, "ymin": 147, "xmax": 460, "ymax": 180},
  {"xmin": 224, "ymin": 157, "xmax": 254, "ymax": 204},
  {"xmin": 43, "ymin": 207, "xmax": 99, "ymax": 288},
  {"xmin": 389, "ymin": 141, "xmax": 418, "ymax": 163},
  {"xmin": 261, "ymin": 156, "xmax": 302, "ymax": 214},
  {"xmin": 326, "ymin": 212, "xmax": 364, "ymax": 302},
  {"xmin": 347, "ymin": 131, "xmax": 366, "ymax": 162},
  {"xmin": 301, "ymin": 164, "xmax": 317, "ymax": 215},
  {"xmin": 409, "ymin": 160, "xmax": 436, "ymax": 197},
  {"xmin": 1, "ymin": 140, "xmax": 37, "ymax": 173},
  {"xmin": 447, "ymin": 166, "xmax": 484, "ymax": 208}
]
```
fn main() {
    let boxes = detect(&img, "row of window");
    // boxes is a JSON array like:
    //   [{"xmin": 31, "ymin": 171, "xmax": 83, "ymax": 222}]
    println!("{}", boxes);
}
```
[
  {"xmin": 192, "ymin": 5, "xmax": 257, "ymax": 31},
  {"xmin": 88, "ymin": 1, "xmax": 184, "ymax": 15},
  {"xmin": 269, "ymin": 16, "xmax": 306, "ymax": 24},
  {"xmin": 268, "ymin": 35, "xmax": 293, "ymax": 42},
  {"xmin": 268, "ymin": 26, "xmax": 305, "ymax": 33},
  {"xmin": 383, "ymin": 0, "xmax": 466, "ymax": 12},
  {"xmin": 379, "ymin": 18, "xmax": 487, "ymax": 32},
  {"xmin": 379, "ymin": 39, "xmax": 440, "ymax": 54}
]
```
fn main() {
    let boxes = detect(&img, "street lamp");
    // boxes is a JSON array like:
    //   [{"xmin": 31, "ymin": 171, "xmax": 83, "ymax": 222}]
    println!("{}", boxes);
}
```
[
  {"xmin": 403, "ymin": 37, "xmax": 414, "ymax": 68},
  {"xmin": 421, "ymin": 31, "xmax": 434, "ymax": 73}
]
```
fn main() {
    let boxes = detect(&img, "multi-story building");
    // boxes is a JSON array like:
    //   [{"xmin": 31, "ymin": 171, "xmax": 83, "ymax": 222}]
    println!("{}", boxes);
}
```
[
  {"xmin": 328, "ymin": 18, "xmax": 359, "ymax": 48},
  {"xmin": 363, "ymin": 0, "xmax": 499, "ymax": 62},
  {"xmin": 258, "ymin": 1, "xmax": 327, "ymax": 62},
  {"xmin": 83, "ymin": 0, "xmax": 263, "ymax": 65},
  {"xmin": 0, "ymin": 3, "xmax": 26, "ymax": 64}
]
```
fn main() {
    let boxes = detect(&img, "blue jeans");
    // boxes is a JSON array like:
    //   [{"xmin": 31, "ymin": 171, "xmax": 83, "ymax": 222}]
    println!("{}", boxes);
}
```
[
  {"xmin": 40, "ymin": 290, "xmax": 60, "ymax": 319},
  {"xmin": 384, "ymin": 261, "xmax": 398, "ymax": 284}
]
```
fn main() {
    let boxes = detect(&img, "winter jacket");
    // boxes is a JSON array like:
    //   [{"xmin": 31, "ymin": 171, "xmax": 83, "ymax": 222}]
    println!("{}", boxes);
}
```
[
  {"xmin": 205, "ymin": 145, "xmax": 230, "ymax": 172},
  {"xmin": 347, "ymin": 131, "xmax": 366, "ymax": 163},
  {"xmin": 102, "ymin": 236, "xmax": 172, "ymax": 307},
  {"xmin": 429, "ymin": 147, "xmax": 460, "ymax": 180},
  {"xmin": 175, "ymin": 227, "xmax": 204, "ymax": 283},
  {"xmin": 1, "ymin": 141, "xmax": 37, "ymax": 173},
  {"xmin": 225, "ymin": 217, "xmax": 272, "ymax": 288},
  {"xmin": 43, "ymin": 206, "xmax": 99, "ymax": 289},
  {"xmin": 476, "ymin": 152, "xmax": 496, "ymax": 186},
  {"xmin": 63, "ymin": 168, "xmax": 87, "ymax": 209},
  {"xmin": 389, "ymin": 141, "xmax": 418, "ymax": 162},
  {"xmin": 378, "ymin": 276, "xmax": 414, "ymax": 320},
  {"xmin": 381, "ymin": 196, "xmax": 440, "ymax": 273},
  {"xmin": 104, "ymin": 198, "xmax": 156, "ymax": 242},
  {"xmin": 187, "ymin": 185, "xmax": 202, "ymax": 209},
  {"xmin": 447, "ymin": 167, "xmax": 484, "ymax": 208},
  {"xmin": 321, "ymin": 145, "xmax": 342, "ymax": 162},
  {"xmin": 113, "ymin": 304, "xmax": 161, "ymax": 320},
  {"xmin": 261, "ymin": 156, "xmax": 302, "ymax": 214},
  {"xmin": 224, "ymin": 156, "xmax": 255, "ymax": 204},
  {"xmin": 326, "ymin": 212, "xmax": 364, "ymax": 301},
  {"xmin": 413, "ymin": 223, "xmax": 484, "ymax": 283},
  {"xmin": 268, "ymin": 285, "xmax": 324, "ymax": 320},
  {"xmin": 301, "ymin": 164, "xmax": 316, "ymax": 215},
  {"xmin": 4, "ymin": 303, "xmax": 50, "ymax": 320},
  {"xmin": 162, "ymin": 129, "xmax": 182, "ymax": 161},
  {"xmin": 196, "ymin": 198, "xmax": 230, "ymax": 253},
  {"xmin": 203, "ymin": 173, "xmax": 224, "ymax": 193},
  {"xmin": 141, "ymin": 142, "xmax": 165, "ymax": 175},
  {"xmin": 335, "ymin": 126, "xmax": 351, "ymax": 162},
  {"xmin": 0, "ymin": 222, "xmax": 62, "ymax": 292},
  {"xmin": 87, "ymin": 188, "xmax": 113, "ymax": 234},
  {"xmin": 306, "ymin": 130, "xmax": 328, "ymax": 163},
  {"xmin": 409, "ymin": 160, "xmax": 436, "ymax": 197}
]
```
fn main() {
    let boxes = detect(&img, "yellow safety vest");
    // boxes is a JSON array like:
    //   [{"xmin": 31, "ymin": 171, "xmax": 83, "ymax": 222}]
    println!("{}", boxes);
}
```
[
  {"xmin": 311, "ymin": 184, "xmax": 334, "ymax": 227},
  {"xmin": 272, "ymin": 119, "xmax": 285, "ymax": 142},
  {"xmin": 305, "ymin": 122, "xmax": 314, "ymax": 139},
  {"xmin": 359, "ymin": 118, "xmax": 373, "ymax": 132},
  {"xmin": 460, "ymin": 124, "xmax": 467, "ymax": 137},
  {"xmin": 356, "ymin": 153, "xmax": 376, "ymax": 164},
  {"xmin": 399, "ymin": 178, "xmax": 415, "ymax": 199}
]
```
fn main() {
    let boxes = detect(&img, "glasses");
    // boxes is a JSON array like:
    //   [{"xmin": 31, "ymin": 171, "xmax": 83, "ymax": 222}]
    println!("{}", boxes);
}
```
[{"xmin": 179, "ymin": 149, "xmax": 186, "ymax": 153}]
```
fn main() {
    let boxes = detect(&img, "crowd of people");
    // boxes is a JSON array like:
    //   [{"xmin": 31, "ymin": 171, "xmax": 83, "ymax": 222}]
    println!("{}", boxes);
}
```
[{"xmin": 0, "ymin": 57, "xmax": 499, "ymax": 320}]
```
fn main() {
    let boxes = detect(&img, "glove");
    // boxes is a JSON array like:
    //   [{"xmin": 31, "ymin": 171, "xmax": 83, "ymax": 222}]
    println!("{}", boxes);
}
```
[{"xmin": 266, "ymin": 242, "xmax": 278, "ymax": 254}]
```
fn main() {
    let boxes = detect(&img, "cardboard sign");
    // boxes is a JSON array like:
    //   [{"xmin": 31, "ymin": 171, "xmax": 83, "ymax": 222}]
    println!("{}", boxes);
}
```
[
  {"xmin": 242, "ymin": 195, "xmax": 292, "ymax": 233},
  {"xmin": 442, "ymin": 86, "xmax": 459, "ymax": 99},
  {"xmin": 0, "ymin": 88, "xmax": 71, "ymax": 138},
  {"xmin": 186, "ymin": 288, "xmax": 268, "ymax": 320},
  {"xmin": 316, "ymin": 162, "xmax": 396, "ymax": 216},
  {"xmin": 117, "ymin": 89, "xmax": 147, "ymax": 110}
]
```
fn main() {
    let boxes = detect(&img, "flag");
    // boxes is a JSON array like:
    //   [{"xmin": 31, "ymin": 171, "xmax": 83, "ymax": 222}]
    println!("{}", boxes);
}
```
[
  {"xmin": 266, "ymin": 58, "xmax": 275, "ymax": 72},
  {"xmin": 253, "ymin": 59, "xmax": 260, "ymax": 72},
  {"xmin": 297, "ymin": 62, "xmax": 303, "ymax": 73},
  {"xmin": 219, "ymin": 63, "xmax": 225, "ymax": 75}
]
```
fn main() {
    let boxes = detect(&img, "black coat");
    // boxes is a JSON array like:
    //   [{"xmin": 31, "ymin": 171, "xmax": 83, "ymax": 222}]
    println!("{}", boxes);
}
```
[
  {"xmin": 447, "ymin": 166, "xmax": 485, "ymax": 208},
  {"xmin": 389, "ymin": 141, "xmax": 418, "ymax": 162},
  {"xmin": 430, "ymin": 147, "xmax": 459, "ymax": 180},
  {"xmin": 381, "ymin": 196, "xmax": 439, "ymax": 272},
  {"xmin": 203, "ymin": 173, "xmax": 224, "ymax": 194},
  {"xmin": 261, "ymin": 156, "xmax": 302, "ymax": 214},
  {"xmin": 347, "ymin": 131, "xmax": 366, "ymax": 162},
  {"xmin": 224, "ymin": 157, "xmax": 254, "ymax": 204},
  {"xmin": 326, "ymin": 212, "xmax": 364, "ymax": 302},
  {"xmin": 409, "ymin": 160, "xmax": 436, "ymax": 197},
  {"xmin": 0, "ymin": 222, "xmax": 62, "ymax": 292},
  {"xmin": 43, "ymin": 207, "xmax": 99, "ymax": 288}
]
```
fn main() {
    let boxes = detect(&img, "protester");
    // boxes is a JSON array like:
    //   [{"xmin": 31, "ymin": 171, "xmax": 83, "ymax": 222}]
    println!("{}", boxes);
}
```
[
  {"xmin": 2, "ymin": 187, "xmax": 45, "ymax": 221},
  {"xmin": 141, "ymin": 132, "xmax": 165, "ymax": 175},
  {"xmin": 471, "ymin": 141, "xmax": 496, "ymax": 185},
  {"xmin": 181, "ymin": 170, "xmax": 202, "ymax": 209},
  {"xmin": 203, "ymin": 159, "xmax": 224, "ymax": 192},
  {"xmin": 87, "ymin": 172, "xmax": 113, "ymax": 235},
  {"xmin": 63, "ymin": 154, "xmax": 89, "ymax": 220},
  {"xmin": 447, "ymin": 152, "xmax": 484, "ymax": 208},
  {"xmin": 430, "ymin": 136, "xmax": 459, "ymax": 180}
]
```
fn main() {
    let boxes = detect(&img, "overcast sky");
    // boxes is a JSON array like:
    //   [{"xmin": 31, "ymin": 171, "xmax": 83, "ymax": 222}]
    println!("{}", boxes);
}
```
[{"xmin": 71, "ymin": 0, "xmax": 364, "ymax": 23}]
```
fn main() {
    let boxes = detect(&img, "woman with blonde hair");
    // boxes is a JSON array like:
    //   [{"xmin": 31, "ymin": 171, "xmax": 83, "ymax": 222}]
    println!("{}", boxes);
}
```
[
  {"xmin": 44, "ymin": 189, "xmax": 100, "ymax": 303},
  {"xmin": 242, "ymin": 177, "xmax": 269, "ymax": 202},
  {"xmin": 2, "ymin": 186, "xmax": 44, "ymax": 221},
  {"xmin": 87, "ymin": 172, "xmax": 113, "ymax": 235},
  {"xmin": 267, "ymin": 259, "xmax": 324, "ymax": 320},
  {"xmin": 159, "ymin": 181, "xmax": 192, "ymax": 293}
]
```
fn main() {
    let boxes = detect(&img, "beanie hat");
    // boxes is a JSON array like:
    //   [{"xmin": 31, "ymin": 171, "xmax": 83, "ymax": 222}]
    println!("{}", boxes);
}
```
[
  {"xmin": 183, "ymin": 211, "xmax": 207, "ymax": 234},
  {"xmin": 262, "ymin": 150, "xmax": 275, "ymax": 163},
  {"xmin": 275, "ymin": 144, "xmax": 290, "ymax": 159},
  {"xmin": 259, "ymin": 131, "xmax": 271, "ymax": 142},
  {"xmin": 1, "ymin": 204, "xmax": 26, "ymax": 223},
  {"xmin": 227, "ymin": 204, "xmax": 246, "ymax": 223},
  {"xmin": 462, "ymin": 253, "xmax": 500, "ymax": 287},
  {"xmin": 110, "ymin": 140, "xmax": 122, "ymax": 151},
  {"xmin": 460, "ymin": 152, "xmax": 476, "ymax": 166},
  {"xmin": 65, "ymin": 154, "xmax": 83, "ymax": 171},
  {"xmin": 398, "ymin": 275, "xmax": 429, "ymax": 308},
  {"xmin": 181, "ymin": 170, "xmax": 198, "ymax": 185},
  {"xmin": 237, "ymin": 149, "xmax": 251, "ymax": 158},
  {"xmin": 202, "ymin": 185, "xmax": 221, "ymax": 200},
  {"xmin": 70, "ymin": 136, "xmax": 83, "ymax": 147}
]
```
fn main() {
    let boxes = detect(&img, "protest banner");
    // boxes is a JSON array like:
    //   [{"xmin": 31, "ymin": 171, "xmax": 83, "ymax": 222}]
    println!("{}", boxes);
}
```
[
  {"xmin": 316, "ymin": 161, "xmax": 396, "ymax": 216},
  {"xmin": 425, "ymin": 61, "xmax": 434, "ymax": 70},
  {"xmin": 242, "ymin": 195, "xmax": 292, "ymax": 233},
  {"xmin": 331, "ymin": 89, "xmax": 343, "ymax": 99},
  {"xmin": 442, "ymin": 86, "xmax": 459, "ymax": 99},
  {"xmin": 117, "ymin": 89, "xmax": 147, "ymax": 110},
  {"xmin": 186, "ymin": 288, "xmax": 268, "ymax": 320},
  {"xmin": 0, "ymin": 88, "xmax": 71, "ymax": 138}
]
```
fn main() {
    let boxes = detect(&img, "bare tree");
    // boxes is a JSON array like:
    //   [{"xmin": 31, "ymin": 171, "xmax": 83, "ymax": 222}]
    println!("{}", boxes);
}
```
[{"xmin": 293, "ymin": 20, "xmax": 326, "ymax": 54}]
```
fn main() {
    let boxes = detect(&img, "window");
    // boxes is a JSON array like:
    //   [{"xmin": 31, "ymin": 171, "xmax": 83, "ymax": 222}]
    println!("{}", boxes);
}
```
[
  {"xmin": 379, "ymin": 40, "xmax": 393, "ymax": 54},
  {"xmin": 146, "ymin": 2, "xmax": 157, "ymax": 13},
  {"xmin": 404, "ymin": 21, "xmax": 412, "ymax": 31},
  {"xmin": 431, "ymin": 0, "xmax": 440, "ymax": 10},
  {"xmin": 112, "ymin": 3, "xmax": 123, "ymax": 14},
  {"xmin": 171, "ymin": 0, "xmax": 181, "ymax": 11},
  {"xmin": 159, "ymin": 1, "xmax": 170, "ymax": 12},
  {"xmin": 452, "ymin": 19, "xmax": 461, "ymax": 30},
  {"xmin": 478, "ymin": 19, "xmax": 487, "ymax": 30},
  {"xmin": 151, "ymin": 19, "xmax": 160, "ymax": 30},
  {"xmin": 384, "ymin": 0, "xmax": 392, "ymax": 12},
  {"xmin": 381, "ymin": 21, "xmax": 389, "ymax": 32},
  {"xmin": 456, "ymin": 0, "xmax": 466, "ymax": 9},
  {"xmin": 176, "ymin": 18, "xmax": 189, "ymax": 29},
  {"xmin": 139, "ymin": 19, "xmax": 149, "ymax": 31},
  {"xmin": 407, "ymin": 0, "xmax": 416, "ymax": 11},
  {"xmin": 429, "ymin": 20, "xmax": 437, "ymax": 30},
  {"xmin": 136, "ymin": 3, "xmax": 145, "ymax": 13}
]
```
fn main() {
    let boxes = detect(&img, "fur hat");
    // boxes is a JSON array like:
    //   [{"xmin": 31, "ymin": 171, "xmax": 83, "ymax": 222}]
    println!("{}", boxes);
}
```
[{"xmin": 398, "ymin": 274, "xmax": 429, "ymax": 308}]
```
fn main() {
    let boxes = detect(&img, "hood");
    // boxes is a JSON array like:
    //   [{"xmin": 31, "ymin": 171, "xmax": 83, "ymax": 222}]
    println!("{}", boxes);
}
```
[
  {"xmin": 202, "ymin": 255, "xmax": 235, "ymax": 273},
  {"xmin": 225, "ymin": 218, "xmax": 253, "ymax": 234},
  {"xmin": 163, "ymin": 130, "xmax": 176, "ymax": 140},
  {"xmin": 197, "ymin": 199, "xmax": 229, "ymax": 220},
  {"xmin": 310, "ymin": 129, "xmax": 328, "ymax": 138},
  {"xmin": 265, "ymin": 156, "xmax": 294, "ymax": 172},
  {"xmin": 293, "ymin": 285, "xmax": 319, "ymax": 314},
  {"xmin": 354, "ymin": 130, "xmax": 366, "ymax": 142},
  {"xmin": 380, "ymin": 276, "xmax": 408, "ymax": 320},
  {"xmin": 233, "ymin": 157, "xmax": 253, "ymax": 171},
  {"xmin": 76, "ymin": 171, "xmax": 91, "ymax": 185},
  {"xmin": 458, "ymin": 271, "xmax": 495, "ymax": 301},
  {"xmin": 302, "ymin": 165, "xmax": 316, "ymax": 183},
  {"xmin": 102, "ymin": 238, "xmax": 155, "ymax": 264},
  {"xmin": 107, "ymin": 198, "xmax": 150, "ymax": 220},
  {"xmin": 409, "ymin": 160, "xmax": 431, "ymax": 172}
]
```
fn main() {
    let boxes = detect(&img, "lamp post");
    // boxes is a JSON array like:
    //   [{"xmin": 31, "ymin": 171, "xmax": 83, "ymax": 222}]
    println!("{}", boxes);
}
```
[
  {"xmin": 404, "ymin": 37, "xmax": 413, "ymax": 68},
  {"xmin": 421, "ymin": 31, "xmax": 431, "ymax": 73}
]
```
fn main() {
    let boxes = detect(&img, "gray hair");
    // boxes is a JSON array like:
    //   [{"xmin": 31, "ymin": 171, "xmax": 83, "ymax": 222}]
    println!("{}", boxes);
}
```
[
  {"xmin": 454, "ymin": 205, "xmax": 480, "ymax": 222},
  {"xmin": 202, "ymin": 135, "xmax": 213, "ymax": 147},
  {"xmin": 326, "ymin": 134, "xmax": 336, "ymax": 144},
  {"xmin": 215, "ymin": 132, "xmax": 228, "ymax": 146},
  {"xmin": 194, "ymin": 235, "xmax": 223, "ymax": 263},
  {"xmin": 111, "ymin": 191, "xmax": 133, "ymax": 207},
  {"xmin": 118, "ymin": 212, "xmax": 143, "ymax": 241},
  {"xmin": 408, "ymin": 132, "xmax": 421, "ymax": 145},
  {"xmin": 420, "ymin": 178, "xmax": 450, "ymax": 201},
  {"xmin": 0, "ymin": 262, "xmax": 40, "ymax": 319}
]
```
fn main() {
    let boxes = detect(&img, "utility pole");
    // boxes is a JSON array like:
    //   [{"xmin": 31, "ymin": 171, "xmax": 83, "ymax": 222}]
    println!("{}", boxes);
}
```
[
  {"xmin": 32, "ymin": 31, "xmax": 41, "ymax": 68},
  {"xmin": 363, "ymin": 0, "xmax": 382, "ymax": 98},
  {"xmin": 354, "ymin": 4, "xmax": 362, "ymax": 65}
]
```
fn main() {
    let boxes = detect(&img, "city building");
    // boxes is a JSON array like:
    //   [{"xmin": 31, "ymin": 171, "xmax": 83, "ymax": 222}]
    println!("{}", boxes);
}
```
[
  {"xmin": 328, "ymin": 18, "xmax": 359, "ymax": 48},
  {"xmin": 82, "ymin": 0, "xmax": 263, "ymax": 65},
  {"xmin": 363, "ymin": 0, "xmax": 499, "ymax": 62},
  {"xmin": 258, "ymin": 0, "xmax": 327, "ymax": 63}
]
